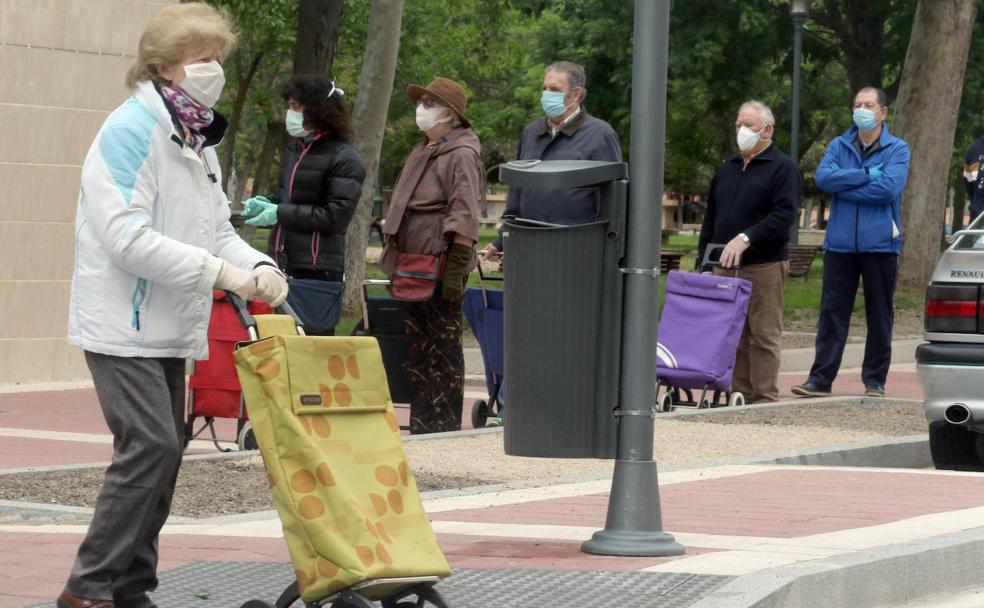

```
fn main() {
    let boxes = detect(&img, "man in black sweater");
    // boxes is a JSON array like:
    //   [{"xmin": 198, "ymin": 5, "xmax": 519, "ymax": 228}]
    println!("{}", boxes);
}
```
[{"xmin": 697, "ymin": 100, "xmax": 801, "ymax": 402}]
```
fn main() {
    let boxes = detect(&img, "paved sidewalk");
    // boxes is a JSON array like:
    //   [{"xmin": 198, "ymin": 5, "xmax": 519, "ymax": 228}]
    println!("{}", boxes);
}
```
[{"xmin": 3, "ymin": 339, "xmax": 972, "ymax": 608}]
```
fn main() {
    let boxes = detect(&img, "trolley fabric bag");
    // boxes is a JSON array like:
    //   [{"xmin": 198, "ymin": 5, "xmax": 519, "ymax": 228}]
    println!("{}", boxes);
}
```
[{"xmin": 233, "ymin": 335, "xmax": 451, "ymax": 602}]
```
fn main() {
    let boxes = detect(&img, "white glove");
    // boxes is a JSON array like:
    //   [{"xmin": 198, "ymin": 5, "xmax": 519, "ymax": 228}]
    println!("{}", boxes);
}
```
[
  {"xmin": 214, "ymin": 260, "xmax": 257, "ymax": 301},
  {"xmin": 253, "ymin": 264, "xmax": 288, "ymax": 307}
]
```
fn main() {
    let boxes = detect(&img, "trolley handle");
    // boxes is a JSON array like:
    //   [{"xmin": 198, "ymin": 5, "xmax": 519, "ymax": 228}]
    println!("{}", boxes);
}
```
[
  {"xmin": 699, "ymin": 243, "xmax": 740, "ymax": 277},
  {"xmin": 225, "ymin": 291, "xmax": 305, "ymax": 340}
]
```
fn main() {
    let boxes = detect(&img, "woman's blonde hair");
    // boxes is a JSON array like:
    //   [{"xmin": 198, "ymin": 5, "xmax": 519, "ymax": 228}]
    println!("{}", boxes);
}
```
[{"xmin": 125, "ymin": 2, "xmax": 237, "ymax": 89}]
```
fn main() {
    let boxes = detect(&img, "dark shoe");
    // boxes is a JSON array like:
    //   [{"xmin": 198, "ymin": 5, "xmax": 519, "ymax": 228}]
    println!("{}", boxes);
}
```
[
  {"xmin": 57, "ymin": 590, "xmax": 115, "ymax": 608},
  {"xmin": 115, "ymin": 594, "xmax": 157, "ymax": 608},
  {"xmin": 865, "ymin": 385, "xmax": 886, "ymax": 398},
  {"xmin": 790, "ymin": 382, "xmax": 831, "ymax": 397}
]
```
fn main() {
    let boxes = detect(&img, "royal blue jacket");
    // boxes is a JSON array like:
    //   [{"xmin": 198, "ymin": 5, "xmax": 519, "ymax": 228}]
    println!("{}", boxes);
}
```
[{"xmin": 815, "ymin": 124, "xmax": 910, "ymax": 254}]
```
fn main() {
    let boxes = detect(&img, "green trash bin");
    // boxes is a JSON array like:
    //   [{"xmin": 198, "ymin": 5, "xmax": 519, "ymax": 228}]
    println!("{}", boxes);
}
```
[{"xmin": 499, "ymin": 160, "xmax": 628, "ymax": 458}]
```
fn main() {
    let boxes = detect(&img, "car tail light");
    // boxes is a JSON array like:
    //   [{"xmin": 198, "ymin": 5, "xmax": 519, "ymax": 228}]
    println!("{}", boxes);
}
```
[{"xmin": 925, "ymin": 284, "xmax": 979, "ymax": 333}]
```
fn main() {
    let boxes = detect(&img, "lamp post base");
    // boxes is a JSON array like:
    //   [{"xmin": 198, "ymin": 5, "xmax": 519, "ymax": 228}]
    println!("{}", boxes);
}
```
[{"xmin": 580, "ymin": 459, "xmax": 685, "ymax": 557}]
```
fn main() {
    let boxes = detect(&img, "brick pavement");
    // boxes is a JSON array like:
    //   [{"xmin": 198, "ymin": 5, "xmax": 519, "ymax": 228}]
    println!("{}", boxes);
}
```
[{"xmin": 0, "ymin": 356, "xmax": 957, "ymax": 608}]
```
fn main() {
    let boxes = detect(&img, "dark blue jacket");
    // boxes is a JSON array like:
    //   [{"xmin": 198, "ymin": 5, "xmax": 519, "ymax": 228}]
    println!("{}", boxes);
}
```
[
  {"xmin": 815, "ymin": 124, "xmax": 910, "ymax": 254},
  {"xmin": 963, "ymin": 135, "xmax": 984, "ymax": 219},
  {"xmin": 697, "ymin": 143, "xmax": 801, "ymax": 267},
  {"xmin": 494, "ymin": 109, "xmax": 621, "ymax": 248}
]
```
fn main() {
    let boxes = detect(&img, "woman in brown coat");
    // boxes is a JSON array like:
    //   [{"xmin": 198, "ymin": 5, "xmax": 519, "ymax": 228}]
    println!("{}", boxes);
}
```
[{"xmin": 381, "ymin": 77, "xmax": 481, "ymax": 434}]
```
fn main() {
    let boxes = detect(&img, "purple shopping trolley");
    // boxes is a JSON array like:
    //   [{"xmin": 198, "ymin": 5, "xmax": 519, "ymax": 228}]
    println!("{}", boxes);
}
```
[{"xmin": 656, "ymin": 247, "xmax": 752, "ymax": 411}]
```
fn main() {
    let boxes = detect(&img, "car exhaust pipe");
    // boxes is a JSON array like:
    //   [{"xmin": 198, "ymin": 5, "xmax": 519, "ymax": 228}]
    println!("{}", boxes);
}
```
[{"xmin": 944, "ymin": 403, "xmax": 973, "ymax": 426}]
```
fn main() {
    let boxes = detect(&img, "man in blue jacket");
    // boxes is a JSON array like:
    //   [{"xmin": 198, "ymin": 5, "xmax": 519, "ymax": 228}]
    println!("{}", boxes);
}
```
[
  {"xmin": 792, "ymin": 87, "xmax": 911, "ymax": 398},
  {"xmin": 963, "ymin": 134, "xmax": 984, "ymax": 221}
]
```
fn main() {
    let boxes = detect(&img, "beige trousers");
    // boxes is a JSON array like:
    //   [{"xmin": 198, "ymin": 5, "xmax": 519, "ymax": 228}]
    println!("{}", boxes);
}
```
[{"xmin": 715, "ymin": 260, "xmax": 789, "ymax": 403}]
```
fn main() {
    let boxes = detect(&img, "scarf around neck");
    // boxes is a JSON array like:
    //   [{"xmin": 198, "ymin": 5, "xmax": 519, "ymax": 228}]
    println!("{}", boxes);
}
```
[{"xmin": 159, "ymin": 84, "xmax": 214, "ymax": 153}]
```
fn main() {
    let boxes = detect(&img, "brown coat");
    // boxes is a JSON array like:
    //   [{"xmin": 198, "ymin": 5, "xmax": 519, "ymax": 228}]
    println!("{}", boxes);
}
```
[{"xmin": 380, "ymin": 127, "xmax": 481, "ymax": 276}]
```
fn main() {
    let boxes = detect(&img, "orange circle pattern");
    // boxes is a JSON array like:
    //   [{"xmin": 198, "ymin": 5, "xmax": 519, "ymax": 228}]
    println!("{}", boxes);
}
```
[
  {"xmin": 316, "ymin": 462, "xmax": 335, "ymax": 486},
  {"xmin": 370, "ymin": 493, "xmax": 388, "ymax": 516},
  {"xmin": 387, "ymin": 489, "xmax": 404, "ymax": 514},
  {"xmin": 346, "ymin": 354, "xmax": 361, "ymax": 379},
  {"xmin": 328, "ymin": 355, "xmax": 346, "ymax": 380},
  {"xmin": 318, "ymin": 383, "xmax": 334, "ymax": 408},
  {"xmin": 398, "ymin": 461, "xmax": 409, "ymax": 487},
  {"xmin": 291, "ymin": 469, "xmax": 317, "ymax": 493},
  {"xmin": 376, "ymin": 543, "xmax": 393, "ymax": 566},
  {"xmin": 356, "ymin": 545, "xmax": 375, "ymax": 567},
  {"xmin": 298, "ymin": 495, "xmax": 326, "ymax": 519},
  {"xmin": 256, "ymin": 358, "xmax": 280, "ymax": 381},
  {"xmin": 316, "ymin": 557, "xmax": 339, "ymax": 578},
  {"xmin": 310, "ymin": 416, "xmax": 332, "ymax": 438},
  {"xmin": 334, "ymin": 383, "xmax": 352, "ymax": 407},
  {"xmin": 374, "ymin": 465, "xmax": 399, "ymax": 487}
]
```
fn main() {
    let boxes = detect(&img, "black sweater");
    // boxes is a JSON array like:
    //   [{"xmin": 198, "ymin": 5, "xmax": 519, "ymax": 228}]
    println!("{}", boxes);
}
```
[
  {"xmin": 697, "ymin": 143, "xmax": 801, "ymax": 267},
  {"xmin": 269, "ymin": 135, "xmax": 366, "ymax": 278}
]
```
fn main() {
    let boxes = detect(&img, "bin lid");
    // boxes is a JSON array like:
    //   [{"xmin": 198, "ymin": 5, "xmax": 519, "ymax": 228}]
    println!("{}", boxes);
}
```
[{"xmin": 498, "ymin": 160, "xmax": 627, "ymax": 189}]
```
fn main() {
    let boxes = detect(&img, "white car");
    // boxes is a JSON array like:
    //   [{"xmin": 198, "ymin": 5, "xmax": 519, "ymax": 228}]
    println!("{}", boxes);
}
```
[{"xmin": 916, "ymin": 216, "xmax": 984, "ymax": 471}]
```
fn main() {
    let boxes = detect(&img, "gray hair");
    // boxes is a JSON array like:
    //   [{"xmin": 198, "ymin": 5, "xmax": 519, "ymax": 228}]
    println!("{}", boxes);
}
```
[
  {"xmin": 546, "ymin": 61, "xmax": 587, "ymax": 100},
  {"xmin": 449, "ymin": 114, "xmax": 463, "ymax": 128},
  {"xmin": 739, "ymin": 100, "xmax": 775, "ymax": 127}
]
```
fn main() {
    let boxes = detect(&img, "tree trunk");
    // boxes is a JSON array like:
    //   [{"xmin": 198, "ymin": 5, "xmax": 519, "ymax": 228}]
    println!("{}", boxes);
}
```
[
  {"xmin": 894, "ymin": 0, "xmax": 977, "ymax": 292},
  {"xmin": 952, "ymin": 176, "xmax": 967, "ymax": 234},
  {"xmin": 343, "ymin": 0, "xmax": 404, "ymax": 316},
  {"xmin": 293, "ymin": 0, "xmax": 344, "ymax": 76},
  {"xmin": 252, "ymin": 120, "xmax": 283, "ymax": 199},
  {"xmin": 220, "ymin": 52, "xmax": 264, "ymax": 194}
]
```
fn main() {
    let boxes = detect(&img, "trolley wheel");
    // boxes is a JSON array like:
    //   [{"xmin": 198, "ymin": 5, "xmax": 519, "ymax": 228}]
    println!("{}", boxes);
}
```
[
  {"xmin": 657, "ymin": 391, "xmax": 674, "ymax": 413},
  {"xmin": 237, "ymin": 422, "xmax": 258, "ymax": 451},
  {"xmin": 728, "ymin": 392, "xmax": 746, "ymax": 407},
  {"xmin": 240, "ymin": 601, "xmax": 276, "ymax": 608},
  {"xmin": 471, "ymin": 399, "xmax": 489, "ymax": 428},
  {"xmin": 698, "ymin": 398, "xmax": 711, "ymax": 409}
]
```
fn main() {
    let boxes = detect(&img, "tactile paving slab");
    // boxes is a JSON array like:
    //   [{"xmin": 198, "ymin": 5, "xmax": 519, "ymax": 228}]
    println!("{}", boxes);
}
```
[{"xmin": 32, "ymin": 561, "xmax": 732, "ymax": 607}]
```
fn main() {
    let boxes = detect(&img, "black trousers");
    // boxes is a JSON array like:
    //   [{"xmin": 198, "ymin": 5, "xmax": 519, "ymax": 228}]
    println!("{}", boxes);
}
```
[{"xmin": 807, "ymin": 251, "xmax": 898, "ymax": 390}]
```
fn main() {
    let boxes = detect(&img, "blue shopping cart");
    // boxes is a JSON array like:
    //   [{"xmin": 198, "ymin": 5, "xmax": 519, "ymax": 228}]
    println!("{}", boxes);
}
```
[{"xmin": 462, "ymin": 257, "xmax": 504, "ymax": 428}]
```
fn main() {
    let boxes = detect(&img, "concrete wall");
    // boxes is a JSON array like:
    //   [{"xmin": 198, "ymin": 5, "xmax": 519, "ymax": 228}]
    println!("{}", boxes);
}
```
[{"xmin": 0, "ymin": 0, "xmax": 174, "ymax": 384}]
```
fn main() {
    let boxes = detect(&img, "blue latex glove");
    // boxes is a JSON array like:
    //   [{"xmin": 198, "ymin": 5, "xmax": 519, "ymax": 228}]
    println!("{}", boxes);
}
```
[
  {"xmin": 243, "ymin": 198, "xmax": 278, "ymax": 226},
  {"xmin": 241, "ymin": 196, "xmax": 272, "ymax": 218},
  {"xmin": 867, "ymin": 163, "xmax": 883, "ymax": 182}
]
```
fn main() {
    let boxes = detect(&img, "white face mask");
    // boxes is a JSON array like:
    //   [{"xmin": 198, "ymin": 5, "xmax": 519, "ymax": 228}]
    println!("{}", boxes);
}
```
[
  {"xmin": 416, "ymin": 103, "xmax": 452, "ymax": 131},
  {"xmin": 180, "ymin": 60, "xmax": 225, "ymax": 107},
  {"xmin": 736, "ymin": 125, "xmax": 767, "ymax": 153},
  {"xmin": 285, "ymin": 109, "xmax": 309, "ymax": 138}
]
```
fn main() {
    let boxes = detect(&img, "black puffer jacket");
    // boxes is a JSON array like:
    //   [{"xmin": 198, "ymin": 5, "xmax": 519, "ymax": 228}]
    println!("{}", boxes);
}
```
[{"xmin": 269, "ymin": 134, "xmax": 366, "ymax": 278}]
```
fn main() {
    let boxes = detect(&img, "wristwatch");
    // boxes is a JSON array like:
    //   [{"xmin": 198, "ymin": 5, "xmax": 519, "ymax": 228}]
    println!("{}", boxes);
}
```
[{"xmin": 738, "ymin": 233, "xmax": 750, "ymax": 245}]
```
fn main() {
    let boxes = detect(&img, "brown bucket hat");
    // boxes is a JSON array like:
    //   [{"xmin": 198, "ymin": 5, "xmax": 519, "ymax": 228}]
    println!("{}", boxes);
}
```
[{"xmin": 406, "ymin": 77, "xmax": 471, "ymax": 128}]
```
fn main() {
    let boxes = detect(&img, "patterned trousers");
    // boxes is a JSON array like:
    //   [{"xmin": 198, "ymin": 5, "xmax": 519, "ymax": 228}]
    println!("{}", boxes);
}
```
[{"xmin": 402, "ymin": 297, "xmax": 464, "ymax": 434}]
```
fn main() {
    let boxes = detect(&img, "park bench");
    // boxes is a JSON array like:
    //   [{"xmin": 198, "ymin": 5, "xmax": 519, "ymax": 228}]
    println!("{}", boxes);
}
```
[
  {"xmin": 788, "ymin": 244, "xmax": 821, "ymax": 280},
  {"xmin": 660, "ymin": 248, "xmax": 686, "ymax": 274}
]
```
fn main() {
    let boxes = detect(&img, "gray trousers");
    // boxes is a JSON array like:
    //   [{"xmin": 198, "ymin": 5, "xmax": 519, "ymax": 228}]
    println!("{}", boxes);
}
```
[{"xmin": 66, "ymin": 351, "xmax": 185, "ymax": 604}]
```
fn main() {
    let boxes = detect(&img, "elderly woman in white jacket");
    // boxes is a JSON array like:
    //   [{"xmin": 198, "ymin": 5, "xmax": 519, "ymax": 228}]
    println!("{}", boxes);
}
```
[{"xmin": 59, "ymin": 4, "xmax": 286, "ymax": 608}]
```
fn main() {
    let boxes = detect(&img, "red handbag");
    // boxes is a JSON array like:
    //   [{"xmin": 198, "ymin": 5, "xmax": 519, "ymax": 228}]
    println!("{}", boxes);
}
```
[{"xmin": 391, "ymin": 252, "xmax": 446, "ymax": 301}]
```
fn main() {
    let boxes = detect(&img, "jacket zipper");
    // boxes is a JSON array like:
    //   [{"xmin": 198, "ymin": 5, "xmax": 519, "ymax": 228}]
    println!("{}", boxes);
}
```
[
  {"xmin": 277, "ymin": 136, "xmax": 319, "ymax": 259},
  {"xmin": 130, "ymin": 278, "xmax": 148, "ymax": 330}
]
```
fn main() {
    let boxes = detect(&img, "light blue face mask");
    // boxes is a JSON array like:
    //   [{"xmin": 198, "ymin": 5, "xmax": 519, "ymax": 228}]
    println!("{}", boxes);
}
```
[
  {"xmin": 285, "ymin": 109, "xmax": 309, "ymax": 138},
  {"xmin": 541, "ymin": 90, "xmax": 569, "ymax": 118},
  {"xmin": 853, "ymin": 108, "xmax": 879, "ymax": 132}
]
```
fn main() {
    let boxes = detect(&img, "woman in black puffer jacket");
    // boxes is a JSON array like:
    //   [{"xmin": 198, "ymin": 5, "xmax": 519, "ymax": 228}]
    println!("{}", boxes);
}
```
[{"xmin": 242, "ymin": 75, "xmax": 366, "ymax": 334}]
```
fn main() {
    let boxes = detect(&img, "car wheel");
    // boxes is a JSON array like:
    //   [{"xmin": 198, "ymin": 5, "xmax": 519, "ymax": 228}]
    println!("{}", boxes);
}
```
[{"xmin": 929, "ymin": 421, "xmax": 984, "ymax": 471}]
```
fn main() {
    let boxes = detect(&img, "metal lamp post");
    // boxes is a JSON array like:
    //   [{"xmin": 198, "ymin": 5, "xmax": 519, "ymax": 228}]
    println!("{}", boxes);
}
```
[
  {"xmin": 789, "ymin": 0, "xmax": 808, "ymax": 244},
  {"xmin": 580, "ymin": 0, "xmax": 683, "ymax": 558}
]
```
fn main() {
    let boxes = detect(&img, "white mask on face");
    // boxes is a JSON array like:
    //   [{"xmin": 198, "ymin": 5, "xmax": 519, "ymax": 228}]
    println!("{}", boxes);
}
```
[
  {"xmin": 285, "ymin": 109, "xmax": 309, "ymax": 138},
  {"xmin": 416, "ymin": 103, "xmax": 452, "ymax": 131},
  {"xmin": 736, "ymin": 125, "xmax": 767, "ymax": 152},
  {"xmin": 180, "ymin": 60, "xmax": 225, "ymax": 107}
]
